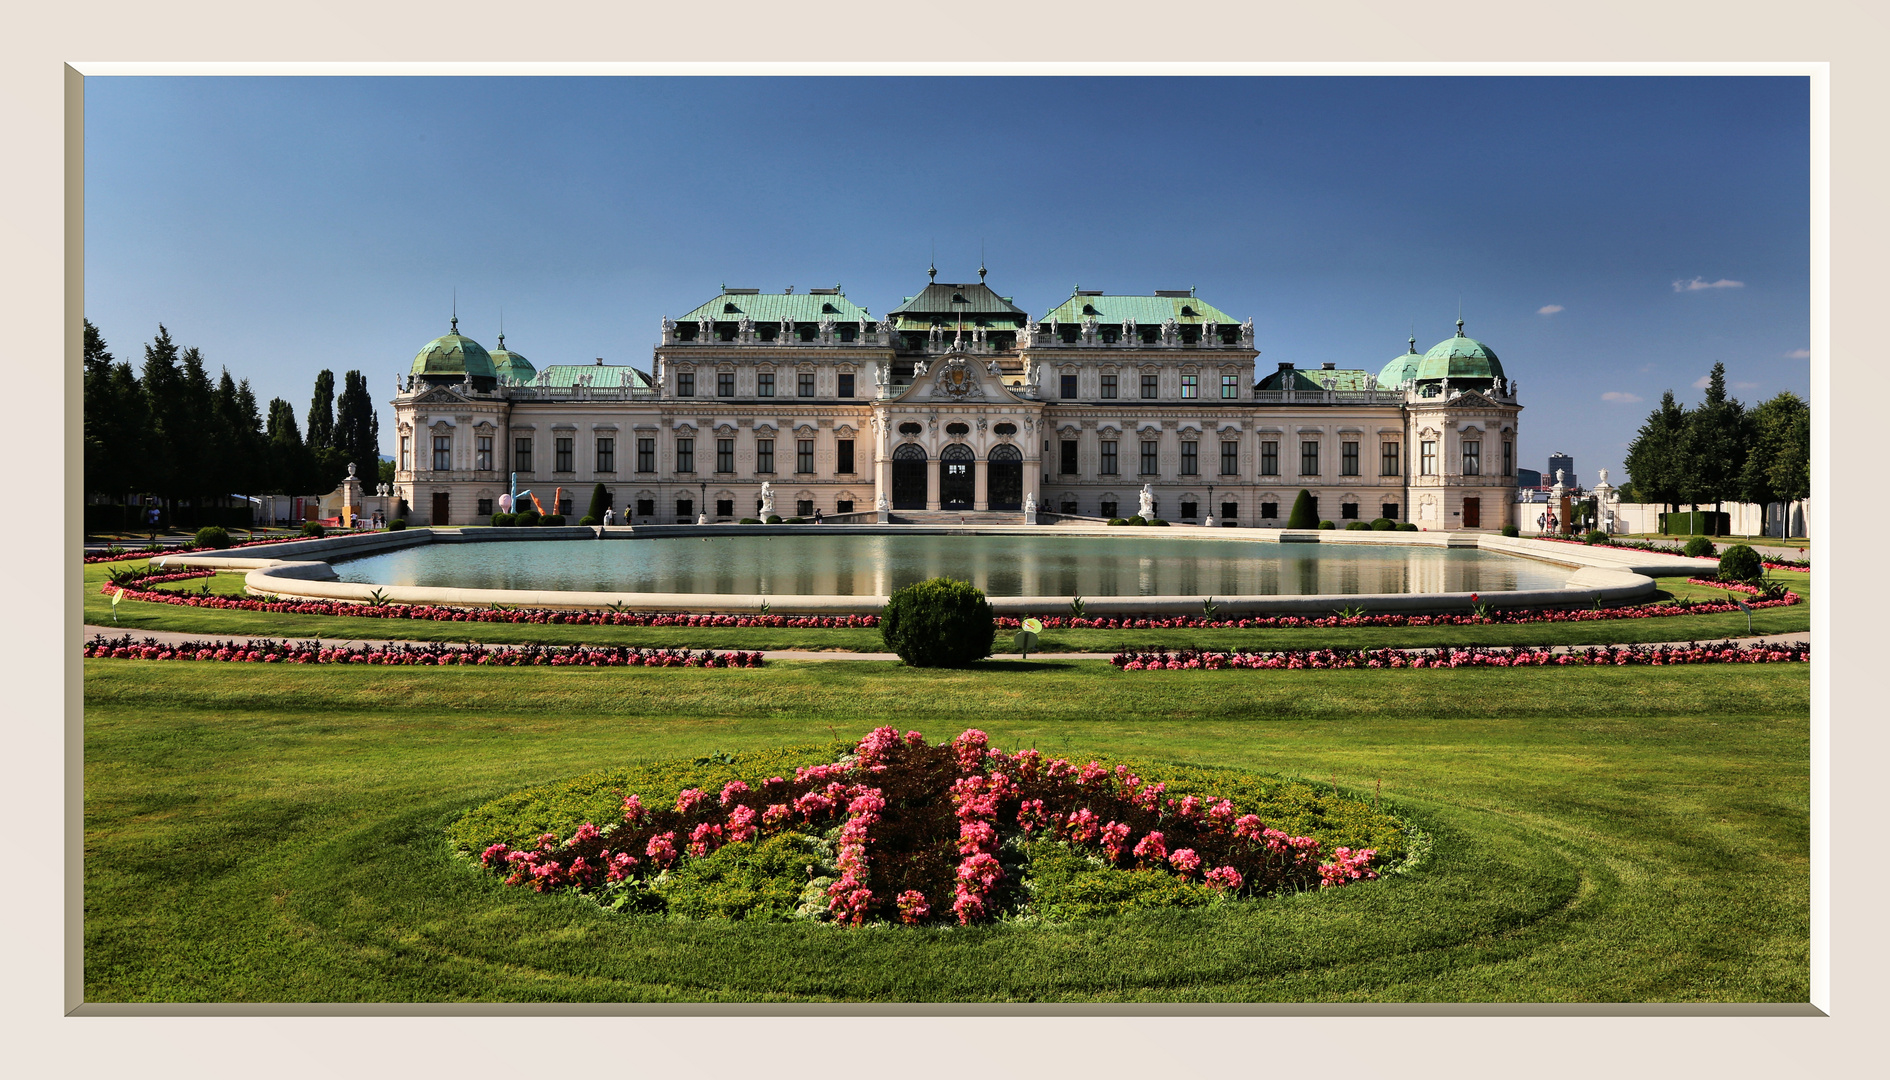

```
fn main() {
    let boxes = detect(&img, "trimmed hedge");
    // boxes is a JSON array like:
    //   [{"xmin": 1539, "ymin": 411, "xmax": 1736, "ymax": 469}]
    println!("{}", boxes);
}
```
[
  {"xmin": 388, "ymin": 518, "xmax": 406, "ymax": 530},
  {"xmin": 879, "ymin": 577, "xmax": 996, "ymax": 668},
  {"xmin": 1285, "ymin": 490, "xmax": 1318, "ymax": 529},
  {"xmin": 300, "ymin": 521, "xmax": 326, "ymax": 538},
  {"xmin": 1396, "ymin": 522, "xmax": 1418, "ymax": 532},
  {"xmin": 1718, "ymin": 543, "xmax": 1763, "ymax": 582},
  {"xmin": 1683, "ymin": 536, "xmax": 1716, "ymax": 558},
  {"xmin": 1584, "ymin": 530, "xmax": 1610, "ymax": 545},
  {"xmin": 1318, "ymin": 520, "xmax": 1336, "ymax": 530},
  {"xmin": 1371, "ymin": 518, "xmax": 1396, "ymax": 531},
  {"xmin": 193, "ymin": 526, "xmax": 232, "ymax": 549},
  {"xmin": 1500, "ymin": 524, "xmax": 1519, "ymax": 537}
]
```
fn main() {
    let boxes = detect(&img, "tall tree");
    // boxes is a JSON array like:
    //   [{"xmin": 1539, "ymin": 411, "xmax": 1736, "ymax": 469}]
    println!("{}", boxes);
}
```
[
  {"xmin": 306, "ymin": 370, "xmax": 336, "ymax": 452},
  {"xmin": 334, "ymin": 370, "xmax": 381, "ymax": 481},
  {"xmin": 265, "ymin": 396, "xmax": 312, "ymax": 494},
  {"xmin": 83, "ymin": 320, "xmax": 125, "ymax": 501},
  {"xmin": 140, "ymin": 325, "xmax": 185, "ymax": 520},
  {"xmin": 1738, "ymin": 392, "xmax": 1809, "ymax": 508},
  {"xmin": 1679, "ymin": 362, "xmax": 1747, "ymax": 516},
  {"xmin": 1623, "ymin": 390, "xmax": 1688, "ymax": 514},
  {"xmin": 176, "ymin": 346, "xmax": 219, "ymax": 521}
]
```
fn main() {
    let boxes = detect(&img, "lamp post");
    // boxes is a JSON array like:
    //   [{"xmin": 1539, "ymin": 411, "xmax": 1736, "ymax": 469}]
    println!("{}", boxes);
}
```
[
  {"xmin": 699, "ymin": 479, "xmax": 708, "ymax": 525},
  {"xmin": 1206, "ymin": 483, "xmax": 1216, "ymax": 527}
]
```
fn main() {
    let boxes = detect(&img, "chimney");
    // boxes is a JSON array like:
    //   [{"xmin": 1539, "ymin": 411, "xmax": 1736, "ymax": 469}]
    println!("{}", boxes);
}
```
[{"xmin": 1322, "ymin": 362, "xmax": 1336, "ymax": 370}]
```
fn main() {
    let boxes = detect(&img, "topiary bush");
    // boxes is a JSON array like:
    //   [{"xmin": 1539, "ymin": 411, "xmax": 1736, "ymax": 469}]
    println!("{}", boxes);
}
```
[
  {"xmin": 879, "ymin": 577, "xmax": 996, "ymax": 668},
  {"xmin": 784, "ymin": 517, "xmax": 805, "ymax": 524},
  {"xmin": 579, "ymin": 515, "xmax": 599, "ymax": 526},
  {"xmin": 301, "ymin": 521, "xmax": 327, "ymax": 538},
  {"xmin": 515, "ymin": 509, "xmax": 541, "ymax": 527},
  {"xmin": 765, "ymin": 515, "xmax": 782, "ymax": 524},
  {"xmin": 1151, "ymin": 519, "xmax": 1169, "ymax": 527},
  {"xmin": 1371, "ymin": 518, "xmax": 1395, "ymax": 531},
  {"xmin": 1500, "ymin": 524, "xmax": 1519, "ymax": 537},
  {"xmin": 1584, "ymin": 530, "xmax": 1610, "ymax": 545},
  {"xmin": 1107, "ymin": 518, "xmax": 1128, "ymax": 526},
  {"xmin": 490, "ymin": 512, "xmax": 514, "ymax": 526},
  {"xmin": 193, "ymin": 525, "xmax": 232, "ymax": 549},
  {"xmin": 740, "ymin": 517, "xmax": 761, "ymax": 524},
  {"xmin": 584, "ymin": 483, "xmax": 609, "ymax": 524},
  {"xmin": 388, "ymin": 518, "xmax": 407, "ymax": 531},
  {"xmin": 1318, "ymin": 520, "xmax": 1336, "ymax": 530},
  {"xmin": 1126, "ymin": 515, "xmax": 1147, "ymax": 527},
  {"xmin": 1718, "ymin": 543, "xmax": 1763, "ymax": 583},
  {"xmin": 1396, "ymin": 522, "xmax": 1418, "ymax": 532},
  {"xmin": 542, "ymin": 514, "xmax": 566, "ymax": 526},
  {"xmin": 1345, "ymin": 521, "xmax": 1371, "ymax": 530},
  {"xmin": 1286, "ymin": 490, "xmax": 1318, "ymax": 529},
  {"xmin": 1683, "ymin": 536, "xmax": 1716, "ymax": 558}
]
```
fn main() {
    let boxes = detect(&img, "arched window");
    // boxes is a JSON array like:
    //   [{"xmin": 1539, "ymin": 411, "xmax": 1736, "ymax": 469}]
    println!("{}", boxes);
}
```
[
  {"xmin": 988, "ymin": 443, "xmax": 1022, "ymax": 462},
  {"xmin": 893, "ymin": 443, "xmax": 927, "ymax": 461}
]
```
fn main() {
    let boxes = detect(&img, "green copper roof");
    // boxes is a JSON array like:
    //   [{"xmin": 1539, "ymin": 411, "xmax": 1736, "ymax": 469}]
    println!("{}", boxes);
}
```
[
  {"xmin": 885, "ymin": 281, "xmax": 1030, "ymax": 330},
  {"xmin": 1036, "ymin": 292, "xmax": 1238, "ymax": 327},
  {"xmin": 1256, "ymin": 367, "xmax": 1375, "ymax": 392},
  {"xmin": 535, "ymin": 364, "xmax": 653, "ymax": 390},
  {"xmin": 488, "ymin": 333, "xmax": 537, "ymax": 383},
  {"xmin": 1414, "ymin": 320, "xmax": 1505, "ymax": 382},
  {"xmin": 679, "ymin": 289, "xmax": 873, "ymax": 325},
  {"xmin": 411, "ymin": 319, "xmax": 497, "ymax": 379},
  {"xmin": 1376, "ymin": 338, "xmax": 1422, "ymax": 387}
]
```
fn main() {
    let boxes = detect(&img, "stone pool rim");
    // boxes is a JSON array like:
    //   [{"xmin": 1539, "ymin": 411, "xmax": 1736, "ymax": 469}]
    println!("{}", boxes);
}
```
[{"xmin": 151, "ymin": 524, "xmax": 1716, "ymax": 616}]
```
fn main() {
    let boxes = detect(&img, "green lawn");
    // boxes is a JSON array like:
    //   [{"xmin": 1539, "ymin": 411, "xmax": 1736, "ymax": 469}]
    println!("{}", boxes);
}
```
[
  {"xmin": 84, "ymin": 660, "xmax": 1810, "ymax": 1002},
  {"xmin": 85, "ymin": 559, "xmax": 1812, "ymax": 653}
]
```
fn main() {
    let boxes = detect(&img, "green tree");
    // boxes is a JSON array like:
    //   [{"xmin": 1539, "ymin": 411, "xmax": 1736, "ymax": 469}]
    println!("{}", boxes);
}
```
[
  {"xmin": 1285, "ymin": 489, "xmax": 1318, "ymax": 528},
  {"xmin": 265, "ymin": 397, "xmax": 313, "ymax": 494},
  {"xmin": 83, "ymin": 320, "xmax": 140, "ymax": 513},
  {"xmin": 1623, "ymin": 390, "xmax": 1688, "ymax": 514},
  {"xmin": 334, "ymin": 370, "xmax": 381, "ymax": 481},
  {"xmin": 305, "ymin": 369, "xmax": 347, "ymax": 492},
  {"xmin": 140, "ymin": 325, "xmax": 186, "ymax": 522},
  {"xmin": 1738, "ymin": 392, "xmax": 1809, "ymax": 508},
  {"xmin": 1678, "ymin": 362, "xmax": 1746, "ymax": 516}
]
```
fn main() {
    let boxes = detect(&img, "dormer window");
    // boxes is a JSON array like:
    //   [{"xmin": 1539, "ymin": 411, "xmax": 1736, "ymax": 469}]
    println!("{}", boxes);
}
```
[
  {"xmin": 1180, "ymin": 305, "xmax": 1196, "ymax": 317},
  {"xmin": 723, "ymin": 302, "xmax": 739, "ymax": 313},
  {"xmin": 822, "ymin": 303, "xmax": 838, "ymax": 313},
  {"xmin": 1082, "ymin": 304, "xmax": 1097, "ymax": 316},
  {"xmin": 951, "ymin": 293, "xmax": 966, "ymax": 303}
]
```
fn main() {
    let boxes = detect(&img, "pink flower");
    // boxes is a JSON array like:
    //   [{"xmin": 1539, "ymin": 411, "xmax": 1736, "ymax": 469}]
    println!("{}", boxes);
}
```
[
  {"xmin": 644, "ymin": 832, "xmax": 677, "ymax": 868},
  {"xmin": 675, "ymin": 788, "xmax": 707, "ymax": 815},
  {"xmin": 1101, "ymin": 820, "xmax": 1133, "ymax": 862},
  {"xmin": 952, "ymin": 729, "xmax": 991, "ymax": 772},
  {"xmin": 1205, "ymin": 866, "xmax": 1243, "ymax": 891},
  {"xmin": 718, "ymin": 780, "xmax": 751, "ymax": 807},
  {"xmin": 726, "ymin": 804, "xmax": 758, "ymax": 843},
  {"xmin": 761, "ymin": 803, "xmax": 791, "ymax": 829},
  {"xmin": 1133, "ymin": 830, "xmax": 1168, "ymax": 863},
  {"xmin": 1169, "ymin": 848, "xmax": 1202, "ymax": 874}
]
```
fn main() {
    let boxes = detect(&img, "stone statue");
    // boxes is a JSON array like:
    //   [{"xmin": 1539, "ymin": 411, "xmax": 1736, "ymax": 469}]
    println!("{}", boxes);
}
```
[
  {"xmin": 1024, "ymin": 493, "xmax": 1036, "ymax": 513},
  {"xmin": 987, "ymin": 359, "xmax": 1002, "ymax": 377},
  {"xmin": 759, "ymin": 482, "xmax": 775, "ymax": 518},
  {"xmin": 1081, "ymin": 314, "xmax": 1099, "ymax": 340},
  {"xmin": 1204, "ymin": 321, "xmax": 1219, "ymax": 345},
  {"xmin": 697, "ymin": 315, "xmax": 713, "ymax": 341},
  {"xmin": 347, "ymin": 461, "xmax": 358, "ymax": 479},
  {"xmin": 1161, "ymin": 318, "xmax": 1179, "ymax": 346},
  {"xmin": 738, "ymin": 315, "xmax": 754, "ymax": 337},
  {"xmin": 1017, "ymin": 322, "xmax": 1036, "ymax": 347},
  {"xmin": 1240, "ymin": 318, "xmax": 1255, "ymax": 348},
  {"xmin": 1138, "ymin": 483, "xmax": 1156, "ymax": 520},
  {"xmin": 858, "ymin": 317, "xmax": 871, "ymax": 342},
  {"xmin": 876, "ymin": 491, "xmax": 890, "ymax": 511},
  {"xmin": 1598, "ymin": 468, "xmax": 1609, "ymax": 485},
  {"xmin": 819, "ymin": 316, "xmax": 836, "ymax": 340},
  {"xmin": 1554, "ymin": 469, "xmax": 1566, "ymax": 487},
  {"xmin": 660, "ymin": 315, "xmax": 676, "ymax": 344},
  {"xmin": 882, "ymin": 318, "xmax": 899, "ymax": 343},
  {"xmin": 914, "ymin": 359, "xmax": 928, "ymax": 377},
  {"xmin": 1025, "ymin": 362, "xmax": 1042, "ymax": 393}
]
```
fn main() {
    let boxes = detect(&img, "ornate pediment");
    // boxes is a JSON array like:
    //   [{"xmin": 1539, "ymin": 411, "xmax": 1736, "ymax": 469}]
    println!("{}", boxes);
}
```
[
  {"xmin": 887, "ymin": 353, "xmax": 1027, "ymax": 405},
  {"xmin": 1449, "ymin": 391, "xmax": 1499, "ymax": 409},
  {"xmin": 411, "ymin": 386, "xmax": 465, "ymax": 407}
]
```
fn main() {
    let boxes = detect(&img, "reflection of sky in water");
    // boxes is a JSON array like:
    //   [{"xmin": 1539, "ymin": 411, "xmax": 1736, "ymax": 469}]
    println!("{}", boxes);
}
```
[{"xmin": 334, "ymin": 535, "xmax": 1574, "ymax": 597}]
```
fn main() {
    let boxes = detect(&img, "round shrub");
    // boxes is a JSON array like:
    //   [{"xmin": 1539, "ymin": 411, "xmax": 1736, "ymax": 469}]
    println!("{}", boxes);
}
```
[
  {"xmin": 879, "ymin": 577, "xmax": 996, "ymax": 668},
  {"xmin": 1345, "ymin": 521, "xmax": 1371, "ymax": 531},
  {"xmin": 193, "ymin": 525, "xmax": 231, "ymax": 549},
  {"xmin": 1719, "ymin": 543, "xmax": 1763, "ymax": 582},
  {"xmin": 1396, "ymin": 522, "xmax": 1418, "ymax": 532},
  {"xmin": 1500, "ymin": 524, "xmax": 1519, "ymax": 538},
  {"xmin": 301, "ymin": 521, "xmax": 327, "ymax": 538},
  {"xmin": 1584, "ymin": 530, "xmax": 1610, "ymax": 545},
  {"xmin": 1683, "ymin": 536, "xmax": 1716, "ymax": 558},
  {"xmin": 515, "ymin": 509, "xmax": 541, "ymax": 527},
  {"xmin": 1371, "ymin": 518, "xmax": 1396, "ymax": 531},
  {"xmin": 765, "ymin": 515, "xmax": 782, "ymax": 524},
  {"xmin": 1285, "ymin": 490, "xmax": 1318, "ymax": 529},
  {"xmin": 1151, "ymin": 519, "xmax": 1169, "ymax": 527},
  {"xmin": 784, "ymin": 517, "xmax": 805, "ymax": 524},
  {"xmin": 1126, "ymin": 515, "xmax": 1147, "ymax": 527},
  {"xmin": 1107, "ymin": 518, "xmax": 1128, "ymax": 527},
  {"xmin": 541, "ymin": 514, "xmax": 566, "ymax": 526},
  {"xmin": 579, "ymin": 515, "xmax": 599, "ymax": 526},
  {"xmin": 388, "ymin": 518, "xmax": 407, "ymax": 531},
  {"xmin": 1318, "ymin": 520, "xmax": 1336, "ymax": 530},
  {"xmin": 489, "ymin": 512, "xmax": 513, "ymax": 527},
  {"xmin": 740, "ymin": 517, "xmax": 761, "ymax": 524}
]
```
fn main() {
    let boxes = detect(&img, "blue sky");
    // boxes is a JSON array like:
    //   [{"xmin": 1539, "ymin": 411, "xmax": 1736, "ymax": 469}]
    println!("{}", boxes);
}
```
[{"xmin": 84, "ymin": 74, "xmax": 1810, "ymax": 483}]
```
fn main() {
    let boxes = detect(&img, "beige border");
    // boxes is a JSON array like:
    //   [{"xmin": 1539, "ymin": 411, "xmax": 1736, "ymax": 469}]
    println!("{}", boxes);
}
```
[{"xmin": 7, "ymin": 3, "xmax": 1878, "ymax": 1075}]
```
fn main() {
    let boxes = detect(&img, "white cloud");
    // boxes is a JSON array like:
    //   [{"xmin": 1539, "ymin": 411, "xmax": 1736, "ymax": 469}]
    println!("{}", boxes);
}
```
[
  {"xmin": 1785, "ymin": 348, "xmax": 1810, "ymax": 360},
  {"xmin": 1600, "ymin": 391, "xmax": 1643, "ymax": 404},
  {"xmin": 1673, "ymin": 276, "xmax": 1745, "ymax": 292},
  {"xmin": 1692, "ymin": 375, "xmax": 1711, "ymax": 390},
  {"xmin": 1536, "ymin": 304, "xmax": 1564, "ymax": 315}
]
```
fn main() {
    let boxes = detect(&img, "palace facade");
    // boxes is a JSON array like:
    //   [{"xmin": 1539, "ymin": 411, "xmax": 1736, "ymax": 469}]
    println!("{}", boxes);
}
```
[{"xmin": 390, "ymin": 271, "xmax": 1523, "ymax": 530}]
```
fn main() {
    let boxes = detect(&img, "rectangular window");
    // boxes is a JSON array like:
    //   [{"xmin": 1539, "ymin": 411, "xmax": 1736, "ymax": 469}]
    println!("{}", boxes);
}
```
[
  {"xmin": 1421, "ymin": 440, "xmax": 1437, "ymax": 475},
  {"xmin": 1100, "ymin": 441, "xmax": 1118, "ymax": 476},
  {"xmin": 677, "ymin": 371, "xmax": 694, "ymax": 397},
  {"xmin": 475, "ymin": 435, "xmax": 493, "ymax": 471},
  {"xmin": 716, "ymin": 438, "xmax": 734, "ymax": 473},
  {"xmin": 1100, "ymin": 373, "xmax": 1118, "ymax": 399},
  {"xmin": 1060, "ymin": 440, "xmax": 1079, "ymax": 475},
  {"xmin": 797, "ymin": 499, "xmax": 815, "ymax": 517},
  {"xmin": 514, "ymin": 437, "xmax": 532, "ymax": 473},
  {"xmin": 1300, "ymin": 440, "xmax": 1320, "ymax": 475},
  {"xmin": 1260, "ymin": 440, "xmax": 1279, "ymax": 476},
  {"xmin": 558, "ymin": 498, "xmax": 573, "ymax": 517},
  {"xmin": 756, "ymin": 438, "xmax": 774, "ymax": 474},
  {"xmin": 837, "ymin": 373, "xmax": 854, "ymax": 399},
  {"xmin": 1060, "ymin": 497, "xmax": 1078, "ymax": 514},
  {"xmin": 399, "ymin": 435, "xmax": 412, "ymax": 472},
  {"xmin": 1382, "ymin": 502, "xmax": 1401, "ymax": 521},
  {"xmin": 837, "ymin": 439, "xmax": 855, "ymax": 474},
  {"xmin": 1220, "ymin": 441, "xmax": 1239, "ymax": 476},
  {"xmin": 635, "ymin": 498, "xmax": 654, "ymax": 518},
  {"xmin": 1180, "ymin": 441, "xmax": 1198, "ymax": 475},
  {"xmin": 1221, "ymin": 373, "xmax": 1239, "ymax": 399},
  {"xmin": 676, "ymin": 498, "xmax": 692, "ymax": 521},
  {"xmin": 1260, "ymin": 501, "xmax": 1278, "ymax": 519},
  {"xmin": 477, "ymin": 498, "xmax": 493, "ymax": 516},
  {"xmin": 1381, "ymin": 442, "xmax": 1400, "ymax": 476},
  {"xmin": 432, "ymin": 435, "xmax": 451, "ymax": 471},
  {"xmin": 1221, "ymin": 501, "xmax": 1237, "ymax": 523},
  {"xmin": 1462, "ymin": 440, "xmax": 1481, "ymax": 476},
  {"xmin": 837, "ymin": 499, "xmax": 854, "ymax": 514},
  {"xmin": 675, "ymin": 437, "xmax": 694, "ymax": 473},
  {"xmin": 757, "ymin": 372, "xmax": 775, "ymax": 397},
  {"xmin": 595, "ymin": 437, "xmax": 614, "ymax": 473},
  {"xmin": 1341, "ymin": 502, "xmax": 1359, "ymax": 519},
  {"xmin": 1061, "ymin": 373, "xmax": 1078, "ymax": 399},
  {"xmin": 1503, "ymin": 440, "xmax": 1513, "ymax": 476},
  {"xmin": 1141, "ymin": 373, "xmax": 1159, "ymax": 399},
  {"xmin": 797, "ymin": 439, "xmax": 815, "ymax": 474},
  {"xmin": 716, "ymin": 499, "xmax": 734, "ymax": 518},
  {"xmin": 798, "ymin": 372, "xmax": 815, "ymax": 397},
  {"xmin": 555, "ymin": 437, "xmax": 574, "ymax": 473},
  {"xmin": 636, "ymin": 438, "xmax": 654, "ymax": 473},
  {"xmin": 1180, "ymin": 500, "xmax": 1198, "ymax": 519},
  {"xmin": 1100, "ymin": 499, "xmax": 1118, "ymax": 518},
  {"xmin": 1180, "ymin": 374, "xmax": 1198, "ymax": 399},
  {"xmin": 1140, "ymin": 440, "xmax": 1159, "ymax": 475},
  {"xmin": 1341, "ymin": 441, "xmax": 1359, "ymax": 476},
  {"xmin": 717, "ymin": 371, "xmax": 734, "ymax": 397}
]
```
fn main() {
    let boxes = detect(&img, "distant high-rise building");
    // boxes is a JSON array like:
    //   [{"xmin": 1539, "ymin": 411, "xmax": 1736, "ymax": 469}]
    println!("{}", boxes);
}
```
[
  {"xmin": 1547, "ymin": 452, "xmax": 1574, "ymax": 486},
  {"xmin": 1517, "ymin": 467, "xmax": 1542, "ymax": 489}
]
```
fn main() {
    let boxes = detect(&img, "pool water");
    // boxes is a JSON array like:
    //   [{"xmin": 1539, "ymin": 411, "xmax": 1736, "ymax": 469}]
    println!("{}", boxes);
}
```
[{"xmin": 333, "ymin": 534, "xmax": 1572, "ymax": 597}]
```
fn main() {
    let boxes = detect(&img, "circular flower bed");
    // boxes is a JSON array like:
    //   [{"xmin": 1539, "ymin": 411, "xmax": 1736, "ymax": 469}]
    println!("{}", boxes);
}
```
[
  {"xmin": 83, "ymin": 634, "xmax": 762, "ymax": 668},
  {"xmin": 1109, "ymin": 640, "xmax": 1809, "ymax": 671},
  {"xmin": 451, "ymin": 729, "xmax": 1410, "ymax": 927}
]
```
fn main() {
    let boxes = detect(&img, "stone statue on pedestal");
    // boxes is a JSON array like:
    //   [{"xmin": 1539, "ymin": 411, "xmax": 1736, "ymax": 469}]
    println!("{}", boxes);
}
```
[
  {"xmin": 759, "ymin": 482, "xmax": 775, "ymax": 519},
  {"xmin": 1138, "ymin": 484, "xmax": 1156, "ymax": 520}
]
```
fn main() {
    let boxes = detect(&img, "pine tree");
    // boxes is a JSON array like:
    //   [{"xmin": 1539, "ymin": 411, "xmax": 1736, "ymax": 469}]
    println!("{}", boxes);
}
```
[
  {"xmin": 334, "ymin": 370, "xmax": 381, "ymax": 481},
  {"xmin": 83, "ymin": 320, "xmax": 123, "ymax": 504},
  {"xmin": 305, "ymin": 369, "xmax": 346, "ymax": 492},
  {"xmin": 1679, "ymin": 362, "xmax": 1747, "ymax": 518},
  {"xmin": 1738, "ymin": 392, "xmax": 1808, "ymax": 507},
  {"xmin": 1623, "ymin": 390, "xmax": 1688, "ymax": 514},
  {"xmin": 140, "ymin": 325, "xmax": 185, "ymax": 522},
  {"xmin": 265, "ymin": 397, "xmax": 312, "ymax": 494}
]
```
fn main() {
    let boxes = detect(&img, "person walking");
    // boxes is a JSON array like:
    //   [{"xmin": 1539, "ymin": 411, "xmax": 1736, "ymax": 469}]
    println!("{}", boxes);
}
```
[{"xmin": 813, "ymin": 508, "xmax": 823, "ymax": 525}]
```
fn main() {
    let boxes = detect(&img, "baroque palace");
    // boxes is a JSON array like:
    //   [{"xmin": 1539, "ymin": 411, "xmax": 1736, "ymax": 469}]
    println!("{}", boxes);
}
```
[{"xmin": 390, "ymin": 269, "xmax": 1522, "ymax": 531}]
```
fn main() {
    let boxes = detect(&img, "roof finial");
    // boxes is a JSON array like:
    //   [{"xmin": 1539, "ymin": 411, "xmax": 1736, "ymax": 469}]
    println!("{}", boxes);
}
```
[
  {"xmin": 929, "ymin": 240, "xmax": 936, "ymax": 282},
  {"xmin": 979, "ymin": 240, "xmax": 986, "ymax": 282},
  {"xmin": 451, "ymin": 288, "xmax": 458, "ymax": 334},
  {"xmin": 1457, "ymin": 298, "xmax": 1464, "ymax": 336},
  {"xmin": 497, "ymin": 305, "xmax": 504, "ymax": 348}
]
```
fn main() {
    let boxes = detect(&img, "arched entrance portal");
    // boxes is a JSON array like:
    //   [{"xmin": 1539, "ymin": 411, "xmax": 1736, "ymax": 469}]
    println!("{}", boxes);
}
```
[
  {"xmin": 939, "ymin": 444, "xmax": 975, "ymax": 510},
  {"xmin": 892, "ymin": 443, "xmax": 928, "ymax": 509},
  {"xmin": 988, "ymin": 443, "xmax": 1023, "ymax": 511}
]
